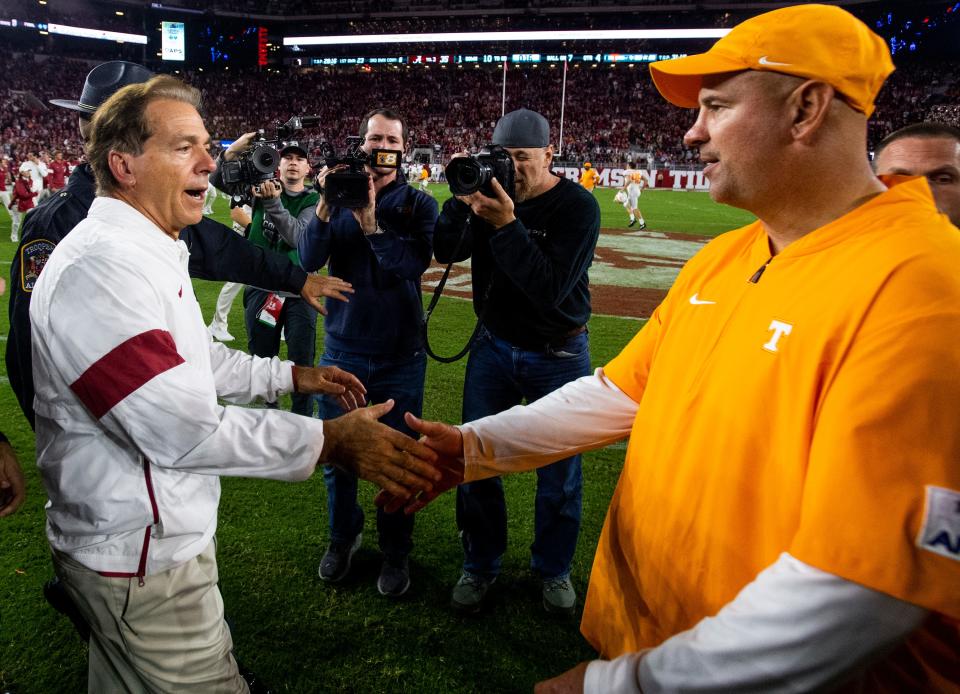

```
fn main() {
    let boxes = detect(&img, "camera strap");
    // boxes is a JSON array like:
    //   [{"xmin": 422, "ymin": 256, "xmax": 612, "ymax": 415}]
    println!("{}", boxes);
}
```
[{"xmin": 422, "ymin": 214, "xmax": 489, "ymax": 364}]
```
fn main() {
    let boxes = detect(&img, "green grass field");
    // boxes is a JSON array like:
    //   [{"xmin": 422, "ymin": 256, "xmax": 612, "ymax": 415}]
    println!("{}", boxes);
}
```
[{"xmin": 0, "ymin": 185, "xmax": 751, "ymax": 692}]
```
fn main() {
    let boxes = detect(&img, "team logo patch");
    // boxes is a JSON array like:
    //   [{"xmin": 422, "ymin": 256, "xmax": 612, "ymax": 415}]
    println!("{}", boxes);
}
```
[
  {"xmin": 917, "ymin": 485, "xmax": 960, "ymax": 561},
  {"xmin": 20, "ymin": 239, "xmax": 56, "ymax": 293}
]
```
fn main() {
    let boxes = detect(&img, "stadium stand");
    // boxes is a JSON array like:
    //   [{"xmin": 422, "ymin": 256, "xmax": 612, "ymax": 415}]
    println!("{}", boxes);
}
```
[
  {"xmin": 2, "ymin": 51, "xmax": 957, "ymax": 175},
  {"xmin": 2, "ymin": 0, "xmax": 958, "ymax": 173}
]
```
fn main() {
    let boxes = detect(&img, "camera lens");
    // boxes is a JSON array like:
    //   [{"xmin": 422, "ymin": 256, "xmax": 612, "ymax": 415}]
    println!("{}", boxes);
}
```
[
  {"xmin": 251, "ymin": 145, "xmax": 280, "ymax": 174},
  {"xmin": 446, "ymin": 158, "xmax": 490, "ymax": 196}
]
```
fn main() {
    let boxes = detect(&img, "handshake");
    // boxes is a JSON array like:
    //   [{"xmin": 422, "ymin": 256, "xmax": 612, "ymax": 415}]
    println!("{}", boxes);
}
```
[{"xmin": 301, "ymin": 365, "xmax": 464, "ymax": 509}]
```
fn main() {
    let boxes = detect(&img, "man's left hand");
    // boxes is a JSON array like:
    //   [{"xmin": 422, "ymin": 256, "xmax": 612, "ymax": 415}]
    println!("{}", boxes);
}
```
[
  {"xmin": 352, "ymin": 175, "xmax": 377, "ymax": 235},
  {"xmin": 534, "ymin": 662, "xmax": 589, "ymax": 694},
  {"xmin": 456, "ymin": 177, "xmax": 516, "ymax": 229},
  {"xmin": 0, "ymin": 442, "xmax": 26, "ymax": 518},
  {"xmin": 299, "ymin": 274, "xmax": 354, "ymax": 314},
  {"xmin": 252, "ymin": 180, "xmax": 282, "ymax": 200},
  {"xmin": 293, "ymin": 365, "xmax": 366, "ymax": 411}
]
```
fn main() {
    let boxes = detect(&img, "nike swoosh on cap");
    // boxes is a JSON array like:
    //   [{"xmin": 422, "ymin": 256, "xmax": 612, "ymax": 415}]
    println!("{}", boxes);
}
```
[
  {"xmin": 758, "ymin": 56, "xmax": 792, "ymax": 67},
  {"xmin": 689, "ymin": 293, "xmax": 717, "ymax": 305}
]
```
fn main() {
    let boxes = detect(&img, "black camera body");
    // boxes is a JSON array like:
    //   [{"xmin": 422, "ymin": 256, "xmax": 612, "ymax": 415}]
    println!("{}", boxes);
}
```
[
  {"xmin": 220, "ymin": 115, "xmax": 321, "ymax": 192},
  {"xmin": 321, "ymin": 137, "xmax": 402, "ymax": 209},
  {"xmin": 220, "ymin": 141, "xmax": 279, "ymax": 189},
  {"xmin": 445, "ymin": 145, "xmax": 515, "ymax": 200}
]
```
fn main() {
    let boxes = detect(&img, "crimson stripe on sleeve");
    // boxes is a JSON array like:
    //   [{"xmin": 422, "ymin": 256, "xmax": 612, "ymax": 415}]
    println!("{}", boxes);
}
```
[{"xmin": 70, "ymin": 329, "xmax": 185, "ymax": 419}]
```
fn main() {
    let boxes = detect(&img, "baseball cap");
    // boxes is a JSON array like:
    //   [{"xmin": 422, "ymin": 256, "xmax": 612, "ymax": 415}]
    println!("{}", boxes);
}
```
[
  {"xmin": 50, "ymin": 61, "xmax": 154, "ymax": 117},
  {"xmin": 280, "ymin": 141, "xmax": 308, "ymax": 157},
  {"xmin": 649, "ymin": 4, "xmax": 894, "ymax": 117},
  {"xmin": 492, "ymin": 108, "xmax": 550, "ymax": 148}
]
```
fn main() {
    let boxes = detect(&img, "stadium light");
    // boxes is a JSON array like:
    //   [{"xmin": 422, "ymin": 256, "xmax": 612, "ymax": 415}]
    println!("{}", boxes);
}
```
[
  {"xmin": 284, "ymin": 28, "xmax": 730, "ymax": 47},
  {"xmin": 48, "ymin": 23, "xmax": 148, "ymax": 44}
]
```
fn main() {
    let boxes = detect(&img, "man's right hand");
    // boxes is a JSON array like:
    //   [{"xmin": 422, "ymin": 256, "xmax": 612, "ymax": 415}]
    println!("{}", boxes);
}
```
[
  {"xmin": 374, "ymin": 413, "xmax": 466, "ymax": 514},
  {"xmin": 223, "ymin": 131, "xmax": 258, "ymax": 162},
  {"xmin": 299, "ymin": 273, "xmax": 353, "ymax": 315},
  {"xmin": 318, "ymin": 401, "xmax": 442, "ymax": 500}
]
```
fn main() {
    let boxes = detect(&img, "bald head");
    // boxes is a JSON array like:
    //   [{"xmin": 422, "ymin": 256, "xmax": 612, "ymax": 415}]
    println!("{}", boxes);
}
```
[{"xmin": 875, "ymin": 123, "xmax": 960, "ymax": 227}]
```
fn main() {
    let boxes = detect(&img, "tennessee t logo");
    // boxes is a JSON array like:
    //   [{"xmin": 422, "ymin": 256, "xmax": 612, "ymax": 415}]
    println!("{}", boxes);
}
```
[{"xmin": 763, "ymin": 320, "xmax": 793, "ymax": 353}]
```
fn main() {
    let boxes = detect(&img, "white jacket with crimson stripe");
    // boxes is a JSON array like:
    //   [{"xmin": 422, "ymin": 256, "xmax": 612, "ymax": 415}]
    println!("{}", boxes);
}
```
[{"xmin": 30, "ymin": 197, "xmax": 325, "ymax": 577}]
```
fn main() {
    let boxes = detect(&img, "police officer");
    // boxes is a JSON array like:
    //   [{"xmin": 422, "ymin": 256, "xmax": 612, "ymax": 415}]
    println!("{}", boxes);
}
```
[{"xmin": 7, "ymin": 61, "xmax": 353, "ymax": 429}]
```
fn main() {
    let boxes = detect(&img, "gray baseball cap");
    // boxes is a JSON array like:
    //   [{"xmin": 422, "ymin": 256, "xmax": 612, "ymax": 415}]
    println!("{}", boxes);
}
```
[
  {"xmin": 492, "ymin": 108, "xmax": 550, "ymax": 148},
  {"xmin": 50, "ymin": 61, "xmax": 154, "ymax": 117}
]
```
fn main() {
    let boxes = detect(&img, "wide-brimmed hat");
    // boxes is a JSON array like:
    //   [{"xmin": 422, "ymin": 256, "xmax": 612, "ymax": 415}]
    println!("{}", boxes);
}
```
[{"xmin": 50, "ymin": 61, "xmax": 154, "ymax": 117}]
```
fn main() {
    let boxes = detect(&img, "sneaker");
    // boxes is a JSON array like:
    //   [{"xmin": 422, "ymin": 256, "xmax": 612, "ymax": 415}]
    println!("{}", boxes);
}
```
[
  {"xmin": 638, "ymin": 222, "xmax": 647, "ymax": 230},
  {"xmin": 318, "ymin": 533, "xmax": 362, "ymax": 583},
  {"xmin": 627, "ymin": 218, "xmax": 637, "ymax": 227},
  {"xmin": 377, "ymin": 555, "xmax": 411, "ymax": 597},
  {"xmin": 450, "ymin": 572, "xmax": 494, "ymax": 614},
  {"xmin": 208, "ymin": 322, "xmax": 235, "ymax": 342},
  {"xmin": 542, "ymin": 575, "xmax": 577, "ymax": 616}
]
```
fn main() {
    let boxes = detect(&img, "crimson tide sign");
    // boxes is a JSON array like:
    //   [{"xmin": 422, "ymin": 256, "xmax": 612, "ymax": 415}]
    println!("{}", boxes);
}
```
[{"xmin": 552, "ymin": 166, "xmax": 711, "ymax": 191}]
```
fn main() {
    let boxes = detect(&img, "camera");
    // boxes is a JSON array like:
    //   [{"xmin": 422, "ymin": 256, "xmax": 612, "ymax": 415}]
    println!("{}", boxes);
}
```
[
  {"xmin": 220, "ymin": 141, "xmax": 279, "ymax": 189},
  {"xmin": 320, "ymin": 137, "xmax": 402, "ymax": 209},
  {"xmin": 445, "ymin": 145, "xmax": 515, "ymax": 200},
  {"xmin": 220, "ymin": 115, "xmax": 321, "ymax": 192}
]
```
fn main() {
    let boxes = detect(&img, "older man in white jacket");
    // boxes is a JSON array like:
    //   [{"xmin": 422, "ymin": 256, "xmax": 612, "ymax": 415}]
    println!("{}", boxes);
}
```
[{"xmin": 30, "ymin": 74, "xmax": 440, "ymax": 693}]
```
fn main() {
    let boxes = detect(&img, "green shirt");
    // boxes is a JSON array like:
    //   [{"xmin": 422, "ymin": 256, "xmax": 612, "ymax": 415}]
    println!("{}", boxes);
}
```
[{"xmin": 247, "ymin": 187, "xmax": 319, "ymax": 266}]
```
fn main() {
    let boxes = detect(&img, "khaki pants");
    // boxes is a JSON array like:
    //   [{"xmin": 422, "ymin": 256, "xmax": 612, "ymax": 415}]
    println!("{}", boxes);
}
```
[{"xmin": 52, "ymin": 541, "xmax": 249, "ymax": 694}]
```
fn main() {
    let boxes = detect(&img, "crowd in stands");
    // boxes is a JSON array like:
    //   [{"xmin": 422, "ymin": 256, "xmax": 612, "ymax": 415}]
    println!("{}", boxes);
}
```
[{"xmin": 1, "ymin": 50, "xmax": 957, "ymax": 176}]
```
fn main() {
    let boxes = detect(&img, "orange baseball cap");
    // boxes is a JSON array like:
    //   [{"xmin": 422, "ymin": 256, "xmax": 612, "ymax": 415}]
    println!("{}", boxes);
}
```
[{"xmin": 649, "ymin": 4, "xmax": 894, "ymax": 117}]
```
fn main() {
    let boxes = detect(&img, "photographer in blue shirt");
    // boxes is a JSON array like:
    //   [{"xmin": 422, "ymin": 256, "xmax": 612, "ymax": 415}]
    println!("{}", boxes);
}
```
[{"xmin": 299, "ymin": 108, "xmax": 437, "ymax": 597}]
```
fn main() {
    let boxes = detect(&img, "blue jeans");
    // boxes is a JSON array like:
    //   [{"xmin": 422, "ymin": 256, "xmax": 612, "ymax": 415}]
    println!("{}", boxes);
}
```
[
  {"xmin": 316, "ymin": 348, "xmax": 427, "ymax": 559},
  {"xmin": 243, "ymin": 288, "xmax": 317, "ymax": 417},
  {"xmin": 457, "ymin": 326, "xmax": 590, "ymax": 580}
]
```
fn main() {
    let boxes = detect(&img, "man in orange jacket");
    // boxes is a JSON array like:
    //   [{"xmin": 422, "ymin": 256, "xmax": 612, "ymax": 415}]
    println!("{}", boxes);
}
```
[{"xmin": 384, "ymin": 5, "xmax": 960, "ymax": 692}]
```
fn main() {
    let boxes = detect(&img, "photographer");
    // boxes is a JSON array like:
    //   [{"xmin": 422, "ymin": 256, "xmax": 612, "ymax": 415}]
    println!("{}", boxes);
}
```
[
  {"xmin": 212, "ymin": 138, "xmax": 320, "ymax": 417},
  {"xmin": 434, "ymin": 108, "xmax": 600, "ymax": 616},
  {"xmin": 299, "ymin": 108, "xmax": 437, "ymax": 597}
]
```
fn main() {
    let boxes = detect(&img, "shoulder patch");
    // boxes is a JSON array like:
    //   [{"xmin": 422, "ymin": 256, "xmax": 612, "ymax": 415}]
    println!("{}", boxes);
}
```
[
  {"xmin": 917, "ymin": 485, "xmax": 960, "ymax": 561},
  {"xmin": 20, "ymin": 238, "xmax": 57, "ymax": 293}
]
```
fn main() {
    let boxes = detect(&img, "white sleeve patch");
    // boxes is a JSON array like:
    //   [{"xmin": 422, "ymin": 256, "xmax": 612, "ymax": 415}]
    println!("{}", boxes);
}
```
[{"xmin": 917, "ymin": 485, "xmax": 960, "ymax": 562}]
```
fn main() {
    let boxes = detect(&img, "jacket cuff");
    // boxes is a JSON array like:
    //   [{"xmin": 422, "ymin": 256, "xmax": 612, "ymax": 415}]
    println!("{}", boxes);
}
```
[{"xmin": 584, "ymin": 653, "xmax": 646, "ymax": 694}]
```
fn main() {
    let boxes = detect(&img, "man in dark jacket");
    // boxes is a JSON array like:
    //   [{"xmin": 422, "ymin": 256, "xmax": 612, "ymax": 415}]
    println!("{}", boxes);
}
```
[
  {"xmin": 433, "ymin": 108, "xmax": 600, "ymax": 616},
  {"xmin": 7, "ymin": 61, "xmax": 352, "ymax": 429},
  {"xmin": 299, "ymin": 108, "xmax": 437, "ymax": 598}
]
